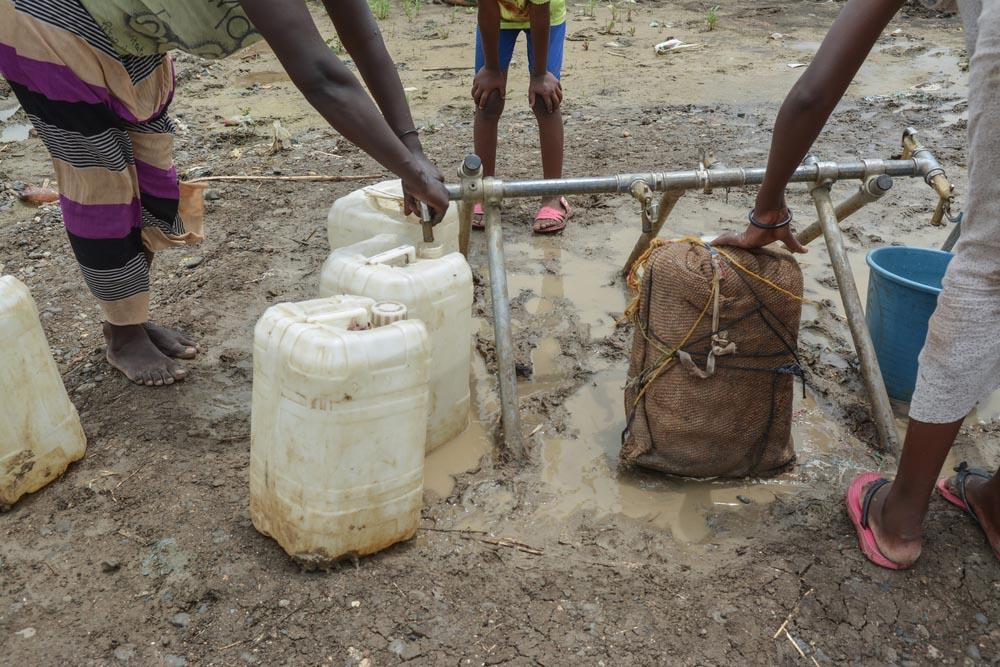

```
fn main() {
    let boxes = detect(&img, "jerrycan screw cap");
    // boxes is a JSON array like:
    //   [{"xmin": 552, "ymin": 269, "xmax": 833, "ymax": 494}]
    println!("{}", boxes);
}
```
[
  {"xmin": 418, "ymin": 244, "xmax": 444, "ymax": 260},
  {"xmin": 371, "ymin": 301, "xmax": 408, "ymax": 327}
]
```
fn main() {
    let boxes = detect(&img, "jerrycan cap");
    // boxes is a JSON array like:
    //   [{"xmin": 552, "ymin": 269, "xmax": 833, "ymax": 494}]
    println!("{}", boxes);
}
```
[{"xmin": 371, "ymin": 301, "xmax": 408, "ymax": 327}]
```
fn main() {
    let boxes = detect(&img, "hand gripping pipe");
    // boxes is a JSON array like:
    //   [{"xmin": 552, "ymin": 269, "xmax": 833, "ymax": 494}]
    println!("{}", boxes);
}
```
[{"xmin": 449, "ymin": 134, "xmax": 953, "ymax": 456}]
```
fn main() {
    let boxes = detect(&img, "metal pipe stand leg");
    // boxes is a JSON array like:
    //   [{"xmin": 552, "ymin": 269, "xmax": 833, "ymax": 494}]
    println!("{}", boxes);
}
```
[
  {"xmin": 484, "ymin": 201, "xmax": 526, "ymax": 459},
  {"xmin": 623, "ymin": 189, "xmax": 684, "ymax": 276},
  {"xmin": 811, "ymin": 185, "xmax": 900, "ymax": 453}
]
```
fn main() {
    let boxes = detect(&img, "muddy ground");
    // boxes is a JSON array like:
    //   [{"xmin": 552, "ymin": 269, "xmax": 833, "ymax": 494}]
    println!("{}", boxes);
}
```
[{"xmin": 3, "ymin": 0, "xmax": 1000, "ymax": 665}]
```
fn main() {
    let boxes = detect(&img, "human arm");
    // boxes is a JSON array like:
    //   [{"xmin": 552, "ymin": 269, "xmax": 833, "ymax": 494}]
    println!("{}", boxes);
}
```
[
  {"xmin": 323, "ymin": 0, "xmax": 443, "ymax": 216},
  {"xmin": 713, "ymin": 0, "xmax": 907, "ymax": 253},
  {"xmin": 527, "ymin": 2, "xmax": 561, "ymax": 113},
  {"xmin": 237, "ymin": 0, "xmax": 447, "ymax": 222},
  {"xmin": 472, "ymin": 0, "xmax": 506, "ymax": 109}
]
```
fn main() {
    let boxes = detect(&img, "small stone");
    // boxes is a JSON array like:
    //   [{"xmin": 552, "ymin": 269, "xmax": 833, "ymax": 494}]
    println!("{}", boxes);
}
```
[
  {"xmin": 239, "ymin": 652, "xmax": 260, "ymax": 665},
  {"xmin": 286, "ymin": 625, "xmax": 307, "ymax": 640},
  {"xmin": 76, "ymin": 382, "xmax": 96, "ymax": 394},
  {"xmin": 698, "ymin": 628, "xmax": 707, "ymax": 637},
  {"xmin": 278, "ymin": 599, "xmax": 290, "ymax": 608},
  {"xmin": 62, "ymin": 595, "xmax": 72, "ymax": 603},
  {"xmin": 27, "ymin": 251, "xmax": 45, "ymax": 260},
  {"xmin": 204, "ymin": 189, "xmax": 222, "ymax": 201},
  {"xmin": 113, "ymin": 645, "xmax": 135, "ymax": 662},
  {"xmin": 101, "ymin": 560, "xmax": 121, "ymax": 574},
  {"xmin": 927, "ymin": 645, "xmax": 942, "ymax": 659},
  {"xmin": 350, "ymin": 600, "xmax": 361, "ymax": 608},
  {"xmin": 737, "ymin": 495, "xmax": 752, "ymax": 505},
  {"xmin": 976, "ymin": 612, "xmax": 988, "ymax": 625},
  {"xmin": 388, "ymin": 639, "xmax": 407, "ymax": 656},
  {"xmin": 916, "ymin": 624, "xmax": 930, "ymax": 640},
  {"xmin": 181, "ymin": 256, "xmax": 204, "ymax": 269},
  {"xmin": 170, "ymin": 613, "xmax": 191, "ymax": 628},
  {"xmin": 967, "ymin": 645, "xmax": 982, "ymax": 661},
  {"xmin": 622, "ymin": 130, "xmax": 632, "ymax": 138},
  {"xmin": 164, "ymin": 655, "xmax": 187, "ymax": 667},
  {"xmin": 359, "ymin": 660, "xmax": 371, "ymax": 667},
  {"xmin": 16, "ymin": 627, "xmax": 36, "ymax": 639}
]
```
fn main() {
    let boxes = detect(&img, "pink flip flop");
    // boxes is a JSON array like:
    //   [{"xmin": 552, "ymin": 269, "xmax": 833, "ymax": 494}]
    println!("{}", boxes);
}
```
[
  {"xmin": 533, "ymin": 197, "xmax": 573, "ymax": 234},
  {"xmin": 845, "ymin": 472, "xmax": 910, "ymax": 570},
  {"xmin": 936, "ymin": 462, "xmax": 1000, "ymax": 560},
  {"xmin": 471, "ymin": 203, "xmax": 485, "ymax": 230}
]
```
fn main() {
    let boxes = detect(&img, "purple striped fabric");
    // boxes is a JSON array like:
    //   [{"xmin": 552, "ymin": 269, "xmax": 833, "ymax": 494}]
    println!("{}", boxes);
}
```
[
  {"xmin": 0, "ymin": 44, "xmax": 143, "ymax": 124},
  {"xmin": 59, "ymin": 195, "xmax": 141, "ymax": 239},
  {"xmin": 135, "ymin": 160, "xmax": 179, "ymax": 199}
]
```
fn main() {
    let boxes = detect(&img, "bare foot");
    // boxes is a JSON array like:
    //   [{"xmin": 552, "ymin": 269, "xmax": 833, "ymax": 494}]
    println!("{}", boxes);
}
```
[
  {"xmin": 946, "ymin": 474, "xmax": 1000, "ymax": 557},
  {"xmin": 864, "ymin": 481, "xmax": 924, "ymax": 567},
  {"xmin": 144, "ymin": 322, "xmax": 198, "ymax": 359},
  {"xmin": 103, "ymin": 323, "xmax": 188, "ymax": 386}
]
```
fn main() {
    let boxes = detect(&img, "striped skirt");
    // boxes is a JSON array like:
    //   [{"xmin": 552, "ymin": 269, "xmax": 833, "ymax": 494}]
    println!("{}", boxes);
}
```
[{"xmin": 0, "ymin": 0, "xmax": 203, "ymax": 325}]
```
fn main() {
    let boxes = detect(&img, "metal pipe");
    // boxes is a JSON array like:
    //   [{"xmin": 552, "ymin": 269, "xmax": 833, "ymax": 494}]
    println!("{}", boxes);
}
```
[
  {"xmin": 456, "ymin": 155, "xmax": 483, "ymax": 258},
  {"xmin": 622, "ymin": 189, "xmax": 685, "ymax": 276},
  {"xmin": 797, "ymin": 174, "xmax": 894, "ymax": 247},
  {"xmin": 444, "ymin": 159, "xmax": 930, "ymax": 202},
  {"xmin": 484, "ymin": 200, "xmax": 526, "ymax": 460},
  {"xmin": 811, "ymin": 184, "xmax": 900, "ymax": 453}
]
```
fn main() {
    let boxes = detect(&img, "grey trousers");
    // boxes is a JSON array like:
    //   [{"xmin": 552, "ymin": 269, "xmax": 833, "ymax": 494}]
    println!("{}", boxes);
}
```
[{"xmin": 910, "ymin": 0, "xmax": 1000, "ymax": 423}]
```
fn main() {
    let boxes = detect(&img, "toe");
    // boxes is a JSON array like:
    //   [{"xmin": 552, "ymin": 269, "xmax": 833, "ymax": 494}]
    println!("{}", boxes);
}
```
[
  {"xmin": 170, "ymin": 362, "xmax": 188, "ymax": 381},
  {"xmin": 152, "ymin": 370, "xmax": 165, "ymax": 386}
]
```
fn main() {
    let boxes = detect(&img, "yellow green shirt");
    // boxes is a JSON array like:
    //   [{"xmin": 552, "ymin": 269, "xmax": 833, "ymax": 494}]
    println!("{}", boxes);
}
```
[{"xmin": 498, "ymin": 0, "xmax": 566, "ymax": 30}]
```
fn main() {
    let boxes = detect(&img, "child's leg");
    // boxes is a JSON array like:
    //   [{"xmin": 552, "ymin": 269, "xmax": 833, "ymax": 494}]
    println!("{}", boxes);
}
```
[
  {"xmin": 473, "ymin": 28, "xmax": 518, "ymax": 179},
  {"xmin": 526, "ymin": 22, "xmax": 567, "ymax": 218}
]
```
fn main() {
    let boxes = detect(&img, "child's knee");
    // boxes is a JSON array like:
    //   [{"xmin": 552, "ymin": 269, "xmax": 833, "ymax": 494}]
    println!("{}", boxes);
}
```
[
  {"xmin": 531, "ymin": 96, "xmax": 557, "ymax": 118},
  {"xmin": 479, "ymin": 90, "xmax": 505, "ymax": 121}
]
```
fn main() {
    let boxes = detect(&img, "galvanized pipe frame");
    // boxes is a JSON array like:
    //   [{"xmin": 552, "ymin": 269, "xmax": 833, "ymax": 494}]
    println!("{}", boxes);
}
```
[{"xmin": 453, "ymin": 136, "xmax": 954, "ymax": 456}]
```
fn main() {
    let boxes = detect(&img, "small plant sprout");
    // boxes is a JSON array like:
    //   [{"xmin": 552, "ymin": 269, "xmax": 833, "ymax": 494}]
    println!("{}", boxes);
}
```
[
  {"xmin": 623, "ymin": 0, "xmax": 636, "ymax": 22},
  {"xmin": 586, "ymin": 0, "xmax": 598, "ymax": 17},
  {"xmin": 368, "ymin": 0, "xmax": 390, "ymax": 20},
  {"xmin": 450, "ymin": 6, "xmax": 459, "ymax": 23},
  {"xmin": 706, "ymin": 5, "xmax": 719, "ymax": 31}
]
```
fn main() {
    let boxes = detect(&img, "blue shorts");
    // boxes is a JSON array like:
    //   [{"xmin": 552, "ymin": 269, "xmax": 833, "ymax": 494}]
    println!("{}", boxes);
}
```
[{"xmin": 474, "ymin": 22, "xmax": 567, "ymax": 80}]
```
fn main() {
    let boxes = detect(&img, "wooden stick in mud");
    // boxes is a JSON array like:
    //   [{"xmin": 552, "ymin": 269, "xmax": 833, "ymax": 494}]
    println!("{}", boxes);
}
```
[
  {"xmin": 773, "ymin": 588, "xmax": 814, "ymax": 639},
  {"xmin": 185, "ymin": 173, "xmax": 381, "ymax": 184}
]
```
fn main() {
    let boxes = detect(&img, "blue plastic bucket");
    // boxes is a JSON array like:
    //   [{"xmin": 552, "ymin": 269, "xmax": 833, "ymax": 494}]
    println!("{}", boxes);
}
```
[{"xmin": 865, "ymin": 246, "xmax": 953, "ymax": 402}]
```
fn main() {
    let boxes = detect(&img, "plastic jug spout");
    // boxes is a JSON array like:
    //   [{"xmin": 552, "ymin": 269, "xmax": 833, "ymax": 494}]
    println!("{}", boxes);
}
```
[{"xmin": 417, "ymin": 244, "xmax": 444, "ymax": 260}]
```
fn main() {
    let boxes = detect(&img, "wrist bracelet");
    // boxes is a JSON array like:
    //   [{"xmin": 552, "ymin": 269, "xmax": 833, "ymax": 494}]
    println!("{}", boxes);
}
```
[
  {"xmin": 397, "ymin": 128, "xmax": 419, "ymax": 140},
  {"xmin": 748, "ymin": 208, "xmax": 792, "ymax": 230}
]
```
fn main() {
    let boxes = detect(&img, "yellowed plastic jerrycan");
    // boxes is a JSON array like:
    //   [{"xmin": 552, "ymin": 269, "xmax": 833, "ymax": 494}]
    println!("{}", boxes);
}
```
[
  {"xmin": 250, "ymin": 294, "xmax": 431, "ymax": 565},
  {"xmin": 0, "ymin": 276, "xmax": 86, "ymax": 508},
  {"xmin": 319, "ymin": 234, "xmax": 473, "ymax": 451},
  {"xmin": 326, "ymin": 179, "xmax": 460, "ymax": 253}
]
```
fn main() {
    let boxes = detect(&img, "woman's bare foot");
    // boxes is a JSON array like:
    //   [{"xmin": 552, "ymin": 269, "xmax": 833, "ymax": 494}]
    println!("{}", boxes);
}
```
[
  {"xmin": 864, "ymin": 481, "xmax": 924, "ymax": 567},
  {"xmin": 946, "ymin": 474, "xmax": 1000, "ymax": 557},
  {"xmin": 144, "ymin": 322, "xmax": 198, "ymax": 359},
  {"xmin": 103, "ymin": 323, "xmax": 187, "ymax": 386}
]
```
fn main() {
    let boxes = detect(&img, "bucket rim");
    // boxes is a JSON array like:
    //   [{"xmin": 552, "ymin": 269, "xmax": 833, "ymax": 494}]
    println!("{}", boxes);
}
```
[{"xmin": 865, "ymin": 246, "xmax": 952, "ymax": 297}]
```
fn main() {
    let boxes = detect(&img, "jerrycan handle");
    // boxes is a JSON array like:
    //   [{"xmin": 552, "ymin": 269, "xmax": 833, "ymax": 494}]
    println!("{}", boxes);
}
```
[
  {"xmin": 304, "ymin": 306, "xmax": 371, "ymax": 330},
  {"xmin": 367, "ymin": 245, "xmax": 416, "ymax": 267}
]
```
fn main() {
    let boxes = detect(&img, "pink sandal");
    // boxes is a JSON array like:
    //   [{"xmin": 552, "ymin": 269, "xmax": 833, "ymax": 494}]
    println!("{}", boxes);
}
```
[
  {"xmin": 936, "ymin": 462, "xmax": 1000, "ymax": 560},
  {"xmin": 472, "ymin": 203, "xmax": 485, "ymax": 230},
  {"xmin": 533, "ymin": 197, "xmax": 573, "ymax": 234},
  {"xmin": 845, "ymin": 472, "xmax": 910, "ymax": 570}
]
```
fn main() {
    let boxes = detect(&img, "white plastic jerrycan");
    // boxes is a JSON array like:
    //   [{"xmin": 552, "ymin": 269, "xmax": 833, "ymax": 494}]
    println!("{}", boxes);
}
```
[
  {"xmin": 0, "ymin": 276, "xmax": 86, "ymax": 508},
  {"xmin": 327, "ymin": 179, "xmax": 460, "ymax": 254},
  {"xmin": 319, "ymin": 235, "xmax": 473, "ymax": 451},
  {"xmin": 250, "ymin": 295, "xmax": 431, "ymax": 565}
]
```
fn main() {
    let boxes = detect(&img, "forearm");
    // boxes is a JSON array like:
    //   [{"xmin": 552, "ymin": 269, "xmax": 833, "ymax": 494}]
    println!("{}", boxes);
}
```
[
  {"xmin": 528, "ymin": 3, "xmax": 551, "ymax": 77},
  {"xmin": 755, "ymin": 0, "xmax": 906, "ymax": 212},
  {"xmin": 478, "ymin": 0, "xmax": 502, "ymax": 70},
  {"xmin": 325, "ymin": 0, "xmax": 423, "ymax": 153}
]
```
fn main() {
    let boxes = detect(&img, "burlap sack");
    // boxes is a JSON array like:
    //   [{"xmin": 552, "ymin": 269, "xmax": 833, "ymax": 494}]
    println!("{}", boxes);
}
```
[{"xmin": 622, "ymin": 241, "xmax": 804, "ymax": 478}]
